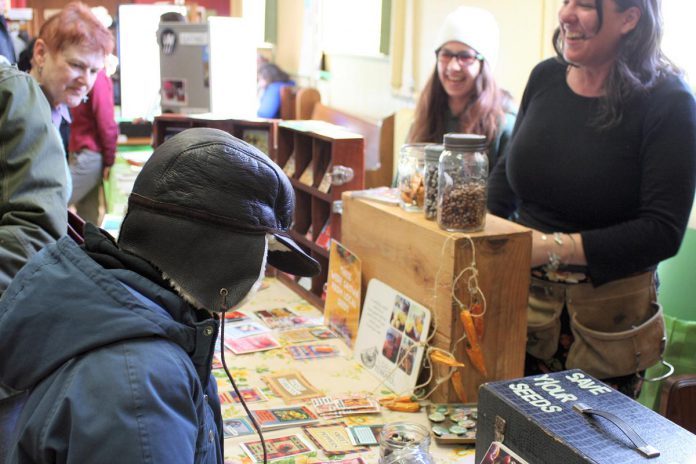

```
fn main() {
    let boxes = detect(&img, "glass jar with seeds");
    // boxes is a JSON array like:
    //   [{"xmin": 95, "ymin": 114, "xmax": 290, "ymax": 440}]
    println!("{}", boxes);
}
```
[
  {"xmin": 437, "ymin": 133, "xmax": 489, "ymax": 232},
  {"xmin": 423, "ymin": 144, "xmax": 443, "ymax": 220},
  {"xmin": 397, "ymin": 144, "xmax": 428, "ymax": 212}
]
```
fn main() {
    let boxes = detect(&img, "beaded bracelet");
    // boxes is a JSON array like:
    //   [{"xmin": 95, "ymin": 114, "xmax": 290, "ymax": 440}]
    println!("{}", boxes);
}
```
[{"xmin": 541, "ymin": 232, "xmax": 563, "ymax": 272}]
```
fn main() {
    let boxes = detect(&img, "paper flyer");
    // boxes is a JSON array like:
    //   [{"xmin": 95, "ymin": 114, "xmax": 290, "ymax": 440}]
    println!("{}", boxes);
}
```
[
  {"xmin": 353, "ymin": 279, "xmax": 431, "ymax": 392},
  {"xmin": 323, "ymin": 240, "xmax": 361, "ymax": 348}
]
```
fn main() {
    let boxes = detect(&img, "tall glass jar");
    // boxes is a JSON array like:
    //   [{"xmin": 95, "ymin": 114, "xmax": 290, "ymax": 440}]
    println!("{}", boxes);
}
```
[
  {"xmin": 437, "ymin": 133, "xmax": 489, "ymax": 232},
  {"xmin": 397, "ymin": 144, "xmax": 427, "ymax": 212},
  {"xmin": 423, "ymin": 144, "xmax": 443, "ymax": 220},
  {"xmin": 379, "ymin": 422, "xmax": 434, "ymax": 464}
]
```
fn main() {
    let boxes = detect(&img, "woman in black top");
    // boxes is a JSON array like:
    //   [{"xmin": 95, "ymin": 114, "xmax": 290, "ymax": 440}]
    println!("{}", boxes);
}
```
[{"xmin": 488, "ymin": 0, "xmax": 696, "ymax": 397}]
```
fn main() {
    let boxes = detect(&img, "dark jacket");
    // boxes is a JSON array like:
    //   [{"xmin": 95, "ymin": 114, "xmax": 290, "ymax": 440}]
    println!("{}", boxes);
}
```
[
  {"xmin": 0, "ymin": 63, "xmax": 68, "ymax": 296},
  {"xmin": 0, "ymin": 225, "xmax": 223, "ymax": 463}
]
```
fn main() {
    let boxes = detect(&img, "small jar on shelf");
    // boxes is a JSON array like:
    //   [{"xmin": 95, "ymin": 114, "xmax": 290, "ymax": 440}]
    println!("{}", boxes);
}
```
[
  {"xmin": 423, "ymin": 144, "xmax": 443, "ymax": 220},
  {"xmin": 397, "ymin": 144, "xmax": 428, "ymax": 212},
  {"xmin": 437, "ymin": 133, "xmax": 488, "ymax": 232}
]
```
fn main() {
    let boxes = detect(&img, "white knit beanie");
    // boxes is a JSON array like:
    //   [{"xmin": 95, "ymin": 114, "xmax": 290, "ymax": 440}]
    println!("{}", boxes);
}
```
[{"xmin": 434, "ymin": 6, "xmax": 500, "ymax": 69}]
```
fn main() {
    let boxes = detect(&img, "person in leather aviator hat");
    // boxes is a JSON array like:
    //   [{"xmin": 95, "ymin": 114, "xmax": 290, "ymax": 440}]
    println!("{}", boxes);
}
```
[{"xmin": 0, "ymin": 127, "xmax": 320, "ymax": 463}]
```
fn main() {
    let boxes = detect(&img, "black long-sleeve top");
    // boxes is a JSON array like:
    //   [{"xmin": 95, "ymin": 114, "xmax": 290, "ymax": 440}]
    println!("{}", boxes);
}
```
[{"xmin": 488, "ymin": 59, "xmax": 696, "ymax": 285}]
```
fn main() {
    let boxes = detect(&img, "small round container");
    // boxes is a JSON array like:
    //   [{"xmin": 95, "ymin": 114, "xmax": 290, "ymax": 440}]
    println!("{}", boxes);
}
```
[
  {"xmin": 379, "ymin": 422, "xmax": 434, "ymax": 464},
  {"xmin": 423, "ymin": 144, "xmax": 443, "ymax": 220},
  {"xmin": 437, "ymin": 133, "xmax": 489, "ymax": 232},
  {"xmin": 397, "ymin": 144, "xmax": 428, "ymax": 212}
]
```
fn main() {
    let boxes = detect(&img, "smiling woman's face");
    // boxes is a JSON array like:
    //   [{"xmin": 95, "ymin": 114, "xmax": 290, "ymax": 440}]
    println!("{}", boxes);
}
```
[
  {"xmin": 436, "ymin": 41, "xmax": 482, "ymax": 108},
  {"xmin": 32, "ymin": 40, "xmax": 104, "ymax": 108},
  {"xmin": 558, "ymin": 0, "xmax": 640, "ymax": 70}
]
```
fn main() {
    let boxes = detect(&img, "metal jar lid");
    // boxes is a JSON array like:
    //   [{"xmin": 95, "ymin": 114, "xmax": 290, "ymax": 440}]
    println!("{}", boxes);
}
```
[
  {"xmin": 424, "ymin": 144, "xmax": 444, "ymax": 163},
  {"xmin": 443, "ymin": 133, "xmax": 487, "ymax": 152}
]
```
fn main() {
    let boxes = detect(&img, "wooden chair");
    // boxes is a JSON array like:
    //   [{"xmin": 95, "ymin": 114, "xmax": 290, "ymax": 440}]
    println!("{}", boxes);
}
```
[
  {"xmin": 279, "ymin": 86, "xmax": 297, "ymax": 120},
  {"xmin": 310, "ymin": 102, "xmax": 394, "ymax": 188},
  {"xmin": 279, "ymin": 87, "xmax": 321, "ymax": 121},
  {"xmin": 295, "ymin": 88, "xmax": 321, "ymax": 120},
  {"xmin": 660, "ymin": 374, "xmax": 696, "ymax": 434}
]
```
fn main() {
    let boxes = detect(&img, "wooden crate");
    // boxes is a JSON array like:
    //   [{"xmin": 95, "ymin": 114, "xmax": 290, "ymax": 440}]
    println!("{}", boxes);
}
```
[{"xmin": 341, "ymin": 195, "xmax": 531, "ymax": 402}]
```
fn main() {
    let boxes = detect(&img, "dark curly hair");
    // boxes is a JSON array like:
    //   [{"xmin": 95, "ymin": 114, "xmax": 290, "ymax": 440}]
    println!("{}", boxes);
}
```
[{"xmin": 553, "ymin": 0, "xmax": 678, "ymax": 129}]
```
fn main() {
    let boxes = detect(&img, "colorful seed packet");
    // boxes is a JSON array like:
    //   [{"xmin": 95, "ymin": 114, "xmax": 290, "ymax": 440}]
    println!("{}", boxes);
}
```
[
  {"xmin": 240, "ymin": 433, "xmax": 314, "ymax": 462},
  {"xmin": 222, "ymin": 417, "xmax": 255, "ymax": 438},
  {"xmin": 302, "ymin": 423, "xmax": 368, "ymax": 456},
  {"xmin": 310, "ymin": 327, "xmax": 338, "ymax": 340},
  {"xmin": 218, "ymin": 387, "xmax": 267, "ymax": 405},
  {"xmin": 347, "ymin": 424, "xmax": 384, "ymax": 446},
  {"xmin": 223, "ymin": 321, "xmax": 270, "ymax": 340},
  {"xmin": 287, "ymin": 344, "xmax": 340, "ymax": 360},
  {"xmin": 226, "ymin": 334, "xmax": 280, "ymax": 355},
  {"xmin": 314, "ymin": 459, "xmax": 366, "ymax": 464},
  {"xmin": 223, "ymin": 310, "xmax": 249, "ymax": 322},
  {"xmin": 261, "ymin": 371, "xmax": 323, "ymax": 403},
  {"xmin": 277, "ymin": 328, "xmax": 317, "ymax": 344},
  {"xmin": 250, "ymin": 405, "xmax": 319, "ymax": 430}
]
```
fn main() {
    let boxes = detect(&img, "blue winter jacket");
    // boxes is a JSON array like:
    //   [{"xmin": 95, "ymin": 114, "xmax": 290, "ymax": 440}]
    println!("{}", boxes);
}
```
[{"xmin": 0, "ymin": 227, "xmax": 223, "ymax": 463}]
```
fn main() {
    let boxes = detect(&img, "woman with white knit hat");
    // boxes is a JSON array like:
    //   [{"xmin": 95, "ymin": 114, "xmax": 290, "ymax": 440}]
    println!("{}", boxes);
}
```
[{"xmin": 408, "ymin": 6, "xmax": 515, "ymax": 171}]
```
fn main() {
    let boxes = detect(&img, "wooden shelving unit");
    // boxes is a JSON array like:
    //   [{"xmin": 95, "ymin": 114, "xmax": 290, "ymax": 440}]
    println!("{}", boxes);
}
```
[
  {"xmin": 152, "ymin": 114, "xmax": 278, "ymax": 161},
  {"xmin": 275, "ymin": 121, "xmax": 365, "ymax": 308}
]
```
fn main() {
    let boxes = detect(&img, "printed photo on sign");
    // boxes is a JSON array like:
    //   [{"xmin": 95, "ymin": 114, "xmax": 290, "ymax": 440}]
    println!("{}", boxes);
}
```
[
  {"xmin": 389, "ymin": 295, "xmax": 410, "ymax": 331},
  {"xmin": 405, "ymin": 305, "xmax": 427, "ymax": 341},
  {"xmin": 381, "ymin": 327, "xmax": 402, "ymax": 364},
  {"xmin": 397, "ymin": 337, "xmax": 416, "ymax": 375},
  {"xmin": 354, "ymin": 279, "xmax": 432, "ymax": 392},
  {"xmin": 161, "ymin": 78, "xmax": 187, "ymax": 106}
]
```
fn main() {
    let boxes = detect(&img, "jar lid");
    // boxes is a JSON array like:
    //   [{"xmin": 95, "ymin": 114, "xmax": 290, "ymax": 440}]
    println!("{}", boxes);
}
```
[
  {"xmin": 443, "ymin": 133, "xmax": 487, "ymax": 151},
  {"xmin": 424, "ymin": 144, "xmax": 444, "ymax": 162}
]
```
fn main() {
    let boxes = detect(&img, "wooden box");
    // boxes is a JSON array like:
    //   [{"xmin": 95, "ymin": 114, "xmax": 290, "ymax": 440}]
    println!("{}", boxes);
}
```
[{"xmin": 341, "ymin": 195, "xmax": 531, "ymax": 402}]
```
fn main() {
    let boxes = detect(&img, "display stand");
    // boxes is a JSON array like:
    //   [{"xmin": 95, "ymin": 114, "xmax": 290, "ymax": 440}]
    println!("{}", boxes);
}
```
[
  {"xmin": 275, "ymin": 121, "xmax": 365, "ymax": 309},
  {"xmin": 341, "ymin": 195, "xmax": 531, "ymax": 402}
]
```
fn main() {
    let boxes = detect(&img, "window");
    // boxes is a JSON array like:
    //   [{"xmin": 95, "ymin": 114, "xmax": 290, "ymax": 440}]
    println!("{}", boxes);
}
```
[
  {"xmin": 662, "ymin": 0, "xmax": 696, "ymax": 85},
  {"xmin": 321, "ymin": 0, "xmax": 387, "ymax": 57}
]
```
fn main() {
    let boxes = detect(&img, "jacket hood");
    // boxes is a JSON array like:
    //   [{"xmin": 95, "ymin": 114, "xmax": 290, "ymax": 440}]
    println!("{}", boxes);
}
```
[{"xmin": 0, "ymin": 232, "xmax": 200, "ymax": 392}]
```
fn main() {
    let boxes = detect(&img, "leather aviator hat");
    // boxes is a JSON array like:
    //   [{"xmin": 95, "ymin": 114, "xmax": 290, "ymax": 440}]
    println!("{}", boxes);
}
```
[{"xmin": 118, "ymin": 127, "xmax": 320, "ymax": 311}]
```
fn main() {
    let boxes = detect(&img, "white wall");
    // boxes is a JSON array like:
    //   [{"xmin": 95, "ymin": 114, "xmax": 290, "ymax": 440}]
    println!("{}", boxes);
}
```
[{"xmin": 275, "ymin": 0, "xmax": 562, "ymax": 121}]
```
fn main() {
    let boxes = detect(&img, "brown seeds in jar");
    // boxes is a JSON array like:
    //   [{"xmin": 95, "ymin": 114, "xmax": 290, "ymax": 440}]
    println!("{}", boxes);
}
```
[{"xmin": 438, "ymin": 182, "xmax": 486, "ymax": 231}]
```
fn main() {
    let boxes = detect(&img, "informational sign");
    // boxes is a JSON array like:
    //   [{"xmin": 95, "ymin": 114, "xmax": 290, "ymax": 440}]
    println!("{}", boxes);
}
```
[
  {"xmin": 323, "ymin": 241, "xmax": 361, "ymax": 348},
  {"xmin": 353, "ymin": 279, "xmax": 431, "ymax": 393}
]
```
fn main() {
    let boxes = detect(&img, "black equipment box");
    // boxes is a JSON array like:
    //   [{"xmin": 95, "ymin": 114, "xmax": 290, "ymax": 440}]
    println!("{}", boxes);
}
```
[{"xmin": 476, "ymin": 369, "xmax": 696, "ymax": 463}]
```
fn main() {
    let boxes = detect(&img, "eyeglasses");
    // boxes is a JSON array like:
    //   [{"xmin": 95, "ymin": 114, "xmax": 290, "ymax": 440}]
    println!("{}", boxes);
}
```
[{"xmin": 436, "ymin": 48, "xmax": 483, "ymax": 66}]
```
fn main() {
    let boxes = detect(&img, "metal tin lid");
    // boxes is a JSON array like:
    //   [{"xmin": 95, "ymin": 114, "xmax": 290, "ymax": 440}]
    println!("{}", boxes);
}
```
[
  {"xmin": 424, "ymin": 144, "xmax": 444, "ymax": 162},
  {"xmin": 443, "ymin": 133, "xmax": 487, "ymax": 151}
]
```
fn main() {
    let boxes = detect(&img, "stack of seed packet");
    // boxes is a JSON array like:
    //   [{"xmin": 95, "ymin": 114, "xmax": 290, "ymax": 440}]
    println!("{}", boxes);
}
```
[{"xmin": 311, "ymin": 394, "xmax": 380, "ymax": 419}]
